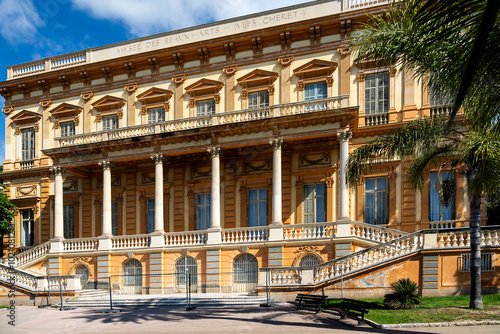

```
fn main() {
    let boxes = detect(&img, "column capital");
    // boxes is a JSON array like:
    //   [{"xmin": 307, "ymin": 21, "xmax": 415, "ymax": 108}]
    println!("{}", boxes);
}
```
[
  {"xmin": 207, "ymin": 146, "xmax": 222, "ymax": 158},
  {"xmin": 269, "ymin": 138, "xmax": 284, "ymax": 150},
  {"xmin": 337, "ymin": 129, "xmax": 352, "ymax": 143},
  {"xmin": 98, "ymin": 160, "xmax": 114, "ymax": 170},
  {"xmin": 49, "ymin": 166, "xmax": 65, "ymax": 176},
  {"xmin": 151, "ymin": 153, "xmax": 165, "ymax": 164}
]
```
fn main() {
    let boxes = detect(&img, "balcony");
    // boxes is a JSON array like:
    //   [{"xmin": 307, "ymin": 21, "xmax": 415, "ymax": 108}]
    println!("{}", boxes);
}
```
[{"xmin": 55, "ymin": 95, "xmax": 350, "ymax": 148}]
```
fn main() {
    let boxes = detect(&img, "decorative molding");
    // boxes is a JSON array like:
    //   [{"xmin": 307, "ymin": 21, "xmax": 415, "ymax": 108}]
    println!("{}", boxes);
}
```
[
  {"xmin": 124, "ymin": 83, "xmax": 139, "ymax": 93},
  {"xmin": 81, "ymin": 91, "xmax": 94, "ymax": 101},
  {"xmin": 326, "ymin": 77, "xmax": 334, "ymax": 87},
  {"xmin": 191, "ymin": 165, "xmax": 211, "ymax": 178},
  {"xmin": 337, "ymin": 129, "xmax": 352, "ymax": 142},
  {"xmin": 207, "ymin": 146, "xmax": 222, "ymax": 158},
  {"xmin": 293, "ymin": 245, "xmax": 320, "ymax": 254},
  {"xmin": 151, "ymin": 153, "xmax": 164, "ymax": 164},
  {"xmin": 389, "ymin": 67, "xmax": 397, "ymax": 77},
  {"xmin": 269, "ymin": 138, "xmax": 284, "ymax": 150},
  {"xmin": 39, "ymin": 99, "xmax": 52, "ymax": 108},
  {"xmin": 142, "ymin": 172, "xmax": 155, "ymax": 184},
  {"xmin": 63, "ymin": 180, "xmax": 78, "ymax": 192},
  {"xmin": 243, "ymin": 159, "xmax": 272, "ymax": 173},
  {"xmin": 172, "ymin": 74, "xmax": 187, "ymax": 84},
  {"xmin": 2, "ymin": 105, "xmax": 14, "ymax": 115},
  {"xmin": 98, "ymin": 160, "xmax": 113, "ymax": 170},
  {"xmin": 49, "ymin": 166, "xmax": 65, "ymax": 176},
  {"xmin": 16, "ymin": 185, "xmax": 37, "ymax": 197},
  {"xmin": 223, "ymin": 65, "xmax": 238, "ymax": 76},
  {"xmin": 357, "ymin": 73, "xmax": 366, "ymax": 82},
  {"xmin": 72, "ymin": 257, "xmax": 90, "ymax": 263},
  {"xmin": 336, "ymin": 45, "xmax": 351, "ymax": 56},
  {"xmin": 299, "ymin": 152, "xmax": 331, "ymax": 167},
  {"xmin": 277, "ymin": 55, "xmax": 294, "ymax": 67},
  {"xmin": 293, "ymin": 59, "xmax": 338, "ymax": 81}
]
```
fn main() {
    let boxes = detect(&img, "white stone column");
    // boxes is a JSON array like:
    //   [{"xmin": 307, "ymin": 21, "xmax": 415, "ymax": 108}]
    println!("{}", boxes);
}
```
[
  {"xmin": 151, "ymin": 154, "xmax": 165, "ymax": 233},
  {"xmin": 337, "ymin": 129, "xmax": 352, "ymax": 220},
  {"xmin": 52, "ymin": 167, "xmax": 64, "ymax": 239},
  {"xmin": 98, "ymin": 160, "xmax": 113, "ymax": 236},
  {"xmin": 208, "ymin": 146, "xmax": 222, "ymax": 229},
  {"xmin": 270, "ymin": 138, "xmax": 284, "ymax": 225}
]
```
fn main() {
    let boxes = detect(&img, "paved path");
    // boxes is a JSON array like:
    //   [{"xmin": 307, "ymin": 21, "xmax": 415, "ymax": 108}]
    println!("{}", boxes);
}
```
[{"xmin": 2, "ymin": 304, "xmax": 500, "ymax": 334}]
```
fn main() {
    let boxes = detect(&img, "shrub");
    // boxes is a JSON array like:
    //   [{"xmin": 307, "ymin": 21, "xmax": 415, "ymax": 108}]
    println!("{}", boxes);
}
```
[{"xmin": 384, "ymin": 278, "xmax": 421, "ymax": 309}]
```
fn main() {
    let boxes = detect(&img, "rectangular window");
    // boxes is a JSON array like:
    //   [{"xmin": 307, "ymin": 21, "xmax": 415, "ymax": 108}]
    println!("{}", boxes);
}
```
[
  {"xmin": 303, "ymin": 183, "xmax": 326, "ymax": 223},
  {"xmin": 248, "ymin": 91, "xmax": 269, "ymax": 109},
  {"xmin": 304, "ymin": 82, "xmax": 327, "ymax": 101},
  {"xmin": 147, "ymin": 107, "xmax": 165, "ymax": 124},
  {"xmin": 21, "ymin": 209, "xmax": 34, "ymax": 247},
  {"xmin": 429, "ymin": 172, "xmax": 455, "ymax": 222},
  {"xmin": 60, "ymin": 121, "xmax": 75, "ymax": 137},
  {"xmin": 460, "ymin": 253, "xmax": 494, "ymax": 272},
  {"xmin": 247, "ymin": 188, "xmax": 267, "ymax": 227},
  {"xmin": 365, "ymin": 72, "xmax": 389, "ymax": 115},
  {"xmin": 147, "ymin": 198, "xmax": 155, "ymax": 233},
  {"xmin": 195, "ymin": 193, "xmax": 211, "ymax": 230},
  {"xmin": 364, "ymin": 178, "xmax": 388, "ymax": 225},
  {"xmin": 196, "ymin": 99, "xmax": 215, "ymax": 117},
  {"xmin": 103, "ymin": 115, "xmax": 119, "ymax": 130},
  {"xmin": 21, "ymin": 128, "xmax": 35, "ymax": 161},
  {"xmin": 63, "ymin": 205, "xmax": 75, "ymax": 239}
]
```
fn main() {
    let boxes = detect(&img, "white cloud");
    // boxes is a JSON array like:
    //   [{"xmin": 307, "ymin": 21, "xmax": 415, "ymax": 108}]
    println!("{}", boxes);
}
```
[
  {"xmin": 70, "ymin": 0, "xmax": 307, "ymax": 37},
  {"xmin": 0, "ymin": 0, "xmax": 44, "ymax": 44}
]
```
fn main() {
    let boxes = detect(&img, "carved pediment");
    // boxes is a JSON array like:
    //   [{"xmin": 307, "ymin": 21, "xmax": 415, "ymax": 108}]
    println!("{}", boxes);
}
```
[
  {"xmin": 11, "ymin": 110, "xmax": 42, "ymax": 125},
  {"xmin": 293, "ymin": 59, "xmax": 338, "ymax": 80},
  {"xmin": 137, "ymin": 87, "xmax": 173, "ymax": 105},
  {"xmin": 237, "ymin": 69, "xmax": 279, "ymax": 88},
  {"xmin": 48, "ymin": 103, "xmax": 82, "ymax": 119},
  {"xmin": 91, "ymin": 95, "xmax": 126, "ymax": 112},
  {"xmin": 185, "ymin": 78, "xmax": 224, "ymax": 97}
]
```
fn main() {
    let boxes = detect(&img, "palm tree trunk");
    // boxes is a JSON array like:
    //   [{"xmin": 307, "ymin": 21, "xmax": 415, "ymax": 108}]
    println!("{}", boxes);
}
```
[{"xmin": 469, "ymin": 195, "xmax": 483, "ymax": 309}]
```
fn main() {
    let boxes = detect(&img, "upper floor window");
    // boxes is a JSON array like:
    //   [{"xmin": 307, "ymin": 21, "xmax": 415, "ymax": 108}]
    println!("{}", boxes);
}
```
[
  {"xmin": 365, "ymin": 72, "xmax": 389, "ymax": 114},
  {"xmin": 60, "ymin": 121, "xmax": 75, "ymax": 137},
  {"xmin": 21, "ymin": 128, "xmax": 35, "ymax": 161},
  {"xmin": 147, "ymin": 107, "xmax": 165, "ymax": 124},
  {"xmin": 196, "ymin": 99, "xmax": 215, "ymax": 117},
  {"xmin": 247, "ymin": 188, "xmax": 267, "ymax": 227},
  {"xmin": 147, "ymin": 198, "xmax": 155, "ymax": 233},
  {"xmin": 303, "ymin": 183, "xmax": 326, "ymax": 223},
  {"xmin": 21, "ymin": 209, "xmax": 34, "ymax": 247},
  {"xmin": 429, "ymin": 172, "xmax": 455, "ymax": 222},
  {"xmin": 304, "ymin": 82, "xmax": 327, "ymax": 101},
  {"xmin": 364, "ymin": 177, "xmax": 388, "ymax": 225},
  {"xmin": 103, "ymin": 115, "xmax": 119, "ymax": 130},
  {"xmin": 248, "ymin": 91, "xmax": 269, "ymax": 109},
  {"xmin": 63, "ymin": 205, "xmax": 74, "ymax": 239},
  {"xmin": 195, "ymin": 193, "xmax": 211, "ymax": 230}
]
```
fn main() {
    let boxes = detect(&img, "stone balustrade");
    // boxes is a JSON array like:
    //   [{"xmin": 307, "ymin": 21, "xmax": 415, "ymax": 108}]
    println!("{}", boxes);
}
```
[
  {"xmin": 350, "ymin": 221, "xmax": 408, "ymax": 243},
  {"xmin": 164, "ymin": 231, "xmax": 207, "ymax": 246},
  {"xmin": 111, "ymin": 235, "xmax": 151, "ymax": 249},
  {"xmin": 283, "ymin": 222, "xmax": 336, "ymax": 240},
  {"xmin": 63, "ymin": 238, "xmax": 98, "ymax": 252},
  {"xmin": 55, "ymin": 96, "xmax": 350, "ymax": 148},
  {"xmin": 222, "ymin": 226, "xmax": 269, "ymax": 244}
]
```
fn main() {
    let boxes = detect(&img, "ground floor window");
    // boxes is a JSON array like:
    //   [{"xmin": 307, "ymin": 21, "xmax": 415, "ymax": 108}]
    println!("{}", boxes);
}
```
[
  {"xmin": 299, "ymin": 254, "xmax": 321, "ymax": 267},
  {"xmin": 233, "ymin": 253, "xmax": 258, "ymax": 284},
  {"xmin": 460, "ymin": 253, "xmax": 494, "ymax": 272},
  {"xmin": 123, "ymin": 259, "xmax": 142, "ymax": 287}
]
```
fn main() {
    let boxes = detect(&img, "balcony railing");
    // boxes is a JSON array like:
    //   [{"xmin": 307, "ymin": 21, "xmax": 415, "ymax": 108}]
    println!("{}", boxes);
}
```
[
  {"xmin": 431, "ymin": 104, "xmax": 453, "ymax": 117},
  {"xmin": 55, "ymin": 95, "xmax": 350, "ymax": 148},
  {"xmin": 365, "ymin": 113, "xmax": 389, "ymax": 126}
]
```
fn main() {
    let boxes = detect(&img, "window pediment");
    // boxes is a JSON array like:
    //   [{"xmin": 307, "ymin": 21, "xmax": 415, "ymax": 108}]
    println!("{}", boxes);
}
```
[
  {"xmin": 92, "ymin": 95, "xmax": 126, "ymax": 112},
  {"xmin": 185, "ymin": 78, "xmax": 224, "ymax": 97},
  {"xmin": 237, "ymin": 69, "xmax": 278, "ymax": 89},
  {"xmin": 137, "ymin": 87, "xmax": 173, "ymax": 104},
  {"xmin": 11, "ymin": 110, "xmax": 42, "ymax": 128},
  {"xmin": 49, "ymin": 103, "xmax": 82, "ymax": 118},
  {"xmin": 293, "ymin": 59, "xmax": 338, "ymax": 80}
]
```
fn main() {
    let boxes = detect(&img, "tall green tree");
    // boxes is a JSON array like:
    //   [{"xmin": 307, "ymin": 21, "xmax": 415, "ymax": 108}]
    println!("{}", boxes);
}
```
[
  {"xmin": 348, "ymin": 0, "xmax": 500, "ymax": 309},
  {"xmin": 0, "ymin": 167, "xmax": 15, "ymax": 237}
]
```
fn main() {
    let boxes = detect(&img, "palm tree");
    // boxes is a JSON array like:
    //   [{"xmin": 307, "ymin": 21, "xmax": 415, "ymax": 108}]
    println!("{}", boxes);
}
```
[{"xmin": 347, "ymin": 0, "xmax": 500, "ymax": 309}]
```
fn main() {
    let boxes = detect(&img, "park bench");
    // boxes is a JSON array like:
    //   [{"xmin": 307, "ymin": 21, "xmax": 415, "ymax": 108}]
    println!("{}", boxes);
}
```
[
  {"xmin": 288, "ymin": 293, "xmax": 327, "ymax": 313},
  {"xmin": 323, "ymin": 298, "xmax": 371, "ymax": 324}
]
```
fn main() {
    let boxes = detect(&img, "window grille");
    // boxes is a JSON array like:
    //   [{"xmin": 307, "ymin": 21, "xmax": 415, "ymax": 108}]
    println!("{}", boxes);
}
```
[
  {"xmin": 76, "ymin": 265, "xmax": 89, "ymax": 287},
  {"xmin": 233, "ymin": 253, "xmax": 258, "ymax": 284},
  {"xmin": 176, "ymin": 256, "xmax": 198, "ymax": 286},
  {"xmin": 365, "ymin": 72, "xmax": 389, "ymax": 115},
  {"xmin": 122, "ymin": 259, "xmax": 142, "ymax": 287},
  {"xmin": 299, "ymin": 254, "xmax": 321, "ymax": 267},
  {"xmin": 460, "ymin": 253, "xmax": 494, "ymax": 272}
]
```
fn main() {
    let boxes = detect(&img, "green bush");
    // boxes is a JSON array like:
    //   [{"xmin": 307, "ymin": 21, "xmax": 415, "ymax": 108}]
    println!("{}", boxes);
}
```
[{"xmin": 384, "ymin": 278, "xmax": 421, "ymax": 309}]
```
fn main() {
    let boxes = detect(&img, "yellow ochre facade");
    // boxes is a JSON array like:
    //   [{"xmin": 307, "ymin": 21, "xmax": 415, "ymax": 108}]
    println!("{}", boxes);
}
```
[{"xmin": 0, "ymin": 0, "xmax": 498, "ymax": 304}]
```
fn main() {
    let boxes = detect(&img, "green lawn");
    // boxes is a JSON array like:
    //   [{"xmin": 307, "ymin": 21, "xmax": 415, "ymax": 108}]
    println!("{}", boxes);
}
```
[
  {"xmin": 323, "ymin": 294, "xmax": 500, "ymax": 324},
  {"xmin": 0, "ymin": 306, "xmax": 7, "ymax": 309}
]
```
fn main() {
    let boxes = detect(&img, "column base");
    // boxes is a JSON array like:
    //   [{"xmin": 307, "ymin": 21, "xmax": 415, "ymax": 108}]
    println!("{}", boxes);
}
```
[
  {"xmin": 49, "ymin": 239, "xmax": 64, "ymax": 253},
  {"xmin": 335, "ymin": 219, "xmax": 352, "ymax": 238},
  {"xmin": 268, "ymin": 225, "xmax": 284, "ymax": 241},
  {"xmin": 98, "ymin": 236, "xmax": 113, "ymax": 251},
  {"xmin": 150, "ymin": 233, "xmax": 165, "ymax": 247},
  {"xmin": 207, "ymin": 228, "xmax": 222, "ymax": 245}
]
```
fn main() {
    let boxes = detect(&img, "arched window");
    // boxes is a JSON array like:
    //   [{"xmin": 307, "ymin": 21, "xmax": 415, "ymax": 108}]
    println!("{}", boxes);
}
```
[
  {"xmin": 299, "ymin": 254, "xmax": 321, "ymax": 267},
  {"xmin": 75, "ymin": 265, "xmax": 89, "ymax": 288},
  {"xmin": 233, "ymin": 253, "xmax": 258, "ymax": 284},
  {"xmin": 122, "ymin": 259, "xmax": 142, "ymax": 287},
  {"xmin": 176, "ymin": 256, "xmax": 198, "ymax": 286}
]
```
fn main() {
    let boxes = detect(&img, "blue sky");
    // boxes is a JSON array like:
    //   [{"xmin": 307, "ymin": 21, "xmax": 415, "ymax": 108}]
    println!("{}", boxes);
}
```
[{"xmin": 0, "ymin": 0, "xmax": 307, "ymax": 164}]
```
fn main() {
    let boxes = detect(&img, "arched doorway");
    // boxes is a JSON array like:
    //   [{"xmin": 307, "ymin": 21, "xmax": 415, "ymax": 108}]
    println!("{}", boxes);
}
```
[
  {"xmin": 233, "ymin": 253, "xmax": 258, "ymax": 293},
  {"xmin": 75, "ymin": 265, "xmax": 90, "ymax": 289},
  {"xmin": 122, "ymin": 259, "xmax": 142, "ymax": 294},
  {"xmin": 175, "ymin": 256, "xmax": 198, "ymax": 292}
]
